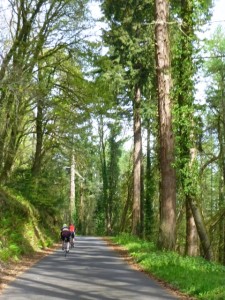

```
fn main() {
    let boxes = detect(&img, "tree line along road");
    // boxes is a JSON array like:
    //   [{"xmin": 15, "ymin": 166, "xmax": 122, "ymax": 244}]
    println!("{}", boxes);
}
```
[{"xmin": 0, "ymin": 236, "xmax": 181, "ymax": 300}]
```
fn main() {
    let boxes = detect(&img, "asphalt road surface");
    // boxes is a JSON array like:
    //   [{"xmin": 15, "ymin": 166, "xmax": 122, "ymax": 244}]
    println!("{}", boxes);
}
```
[{"xmin": 0, "ymin": 236, "xmax": 180, "ymax": 300}]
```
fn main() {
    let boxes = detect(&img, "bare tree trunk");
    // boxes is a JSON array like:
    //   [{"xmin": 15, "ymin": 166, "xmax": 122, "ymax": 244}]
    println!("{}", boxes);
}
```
[
  {"xmin": 188, "ymin": 195, "xmax": 213, "ymax": 260},
  {"xmin": 120, "ymin": 178, "xmax": 133, "ymax": 232},
  {"xmin": 219, "ymin": 74, "xmax": 225, "ymax": 263},
  {"xmin": 188, "ymin": 147, "xmax": 214, "ymax": 260},
  {"xmin": 155, "ymin": 0, "xmax": 176, "ymax": 250},
  {"xmin": 132, "ymin": 85, "xmax": 142, "ymax": 236},
  {"xmin": 79, "ymin": 181, "xmax": 84, "ymax": 234},
  {"xmin": 32, "ymin": 99, "xmax": 43, "ymax": 176},
  {"xmin": 0, "ymin": 127, "xmax": 18, "ymax": 182},
  {"xmin": 223, "ymin": 220, "xmax": 225, "ymax": 265},
  {"xmin": 120, "ymin": 157, "xmax": 133, "ymax": 232},
  {"xmin": 186, "ymin": 200, "xmax": 198, "ymax": 256},
  {"xmin": 70, "ymin": 153, "xmax": 75, "ymax": 224},
  {"xmin": 144, "ymin": 120, "xmax": 154, "ymax": 239},
  {"xmin": 32, "ymin": 63, "xmax": 45, "ymax": 176},
  {"xmin": 0, "ymin": 95, "xmax": 14, "ymax": 174}
]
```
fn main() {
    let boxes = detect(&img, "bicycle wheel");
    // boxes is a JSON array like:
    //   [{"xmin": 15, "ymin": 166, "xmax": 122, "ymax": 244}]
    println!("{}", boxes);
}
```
[
  {"xmin": 70, "ymin": 237, "xmax": 74, "ymax": 248},
  {"xmin": 64, "ymin": 241, "xmax": 70, "ymax": 256},
  {"xmin": 63, "ymin": 240, "xmax": 67, "ymax": 256}
]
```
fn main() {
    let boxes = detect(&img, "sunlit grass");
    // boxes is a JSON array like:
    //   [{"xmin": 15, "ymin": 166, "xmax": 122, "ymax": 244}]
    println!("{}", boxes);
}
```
[{"xmin": 111, "ymin": 233, "xmax": 225, "ymax": 300}]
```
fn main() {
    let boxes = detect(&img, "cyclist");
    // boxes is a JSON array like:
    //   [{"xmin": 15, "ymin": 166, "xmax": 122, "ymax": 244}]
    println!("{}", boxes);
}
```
[
  {"xmin": 69, "ymin": 223, "xmax": 76, "ymax": 246},
  {"xmin": 60, "ymin": 224, "xmax": 71, "ymax": 253}
]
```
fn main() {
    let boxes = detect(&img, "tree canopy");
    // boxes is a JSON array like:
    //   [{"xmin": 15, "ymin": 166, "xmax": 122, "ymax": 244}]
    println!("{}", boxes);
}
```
[{"xmin": 1, "ymin": 0, "xmax": 225, "ymax": 265}]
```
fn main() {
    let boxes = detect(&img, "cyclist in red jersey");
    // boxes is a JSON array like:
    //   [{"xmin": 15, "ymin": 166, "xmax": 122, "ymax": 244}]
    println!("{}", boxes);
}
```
[{"xmin": 69, "ymin": 223, "xmax": 76, "ymax": 244}]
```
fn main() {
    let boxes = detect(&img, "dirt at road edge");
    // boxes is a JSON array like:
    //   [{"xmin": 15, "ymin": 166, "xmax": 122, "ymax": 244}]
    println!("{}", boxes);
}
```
[{"xmin": 0, "ymin": 243, "xmax": 60, "ymax": 294}]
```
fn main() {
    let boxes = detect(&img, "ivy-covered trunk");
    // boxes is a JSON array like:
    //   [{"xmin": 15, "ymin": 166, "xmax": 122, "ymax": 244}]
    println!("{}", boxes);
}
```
[{"xmin": 176, "ymin": 0, "xmax": 200, "ymax": 257}]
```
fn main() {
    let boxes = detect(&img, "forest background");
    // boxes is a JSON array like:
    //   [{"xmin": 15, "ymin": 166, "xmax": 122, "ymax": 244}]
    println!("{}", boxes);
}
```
[{"xmin": 0, "ymin": 0, "xmax": 225, "ymax": 273}]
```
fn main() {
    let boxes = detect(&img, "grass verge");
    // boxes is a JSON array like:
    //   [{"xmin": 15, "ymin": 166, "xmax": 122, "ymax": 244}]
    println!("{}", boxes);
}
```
[{"xmin": 110, "ymin": 233, "xmax": 225, "ymax": 300}]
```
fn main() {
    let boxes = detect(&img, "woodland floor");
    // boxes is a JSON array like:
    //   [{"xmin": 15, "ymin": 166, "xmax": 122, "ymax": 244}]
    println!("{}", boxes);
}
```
[{"xmin": 0, "ymin": 239, "xmax": 196, "ymax": 300}]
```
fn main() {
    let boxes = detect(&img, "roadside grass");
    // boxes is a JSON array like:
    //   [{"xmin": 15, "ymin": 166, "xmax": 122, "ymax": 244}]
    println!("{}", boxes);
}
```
[{"xmin": 111, "ymin": 234, "xmax": 225, "ymax": 300}]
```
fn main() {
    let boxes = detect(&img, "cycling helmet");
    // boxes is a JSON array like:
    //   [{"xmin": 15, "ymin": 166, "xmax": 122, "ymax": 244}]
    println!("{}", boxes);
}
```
[{"xmin": 62, "ymin": 223, "xmax": 67, "ymax": 228}]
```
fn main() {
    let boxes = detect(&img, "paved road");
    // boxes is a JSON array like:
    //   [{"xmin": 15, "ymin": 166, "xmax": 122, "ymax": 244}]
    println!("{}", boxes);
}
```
[{"xmin": 0, "ymin": 236, "xmax": 180, "ymax": 300}]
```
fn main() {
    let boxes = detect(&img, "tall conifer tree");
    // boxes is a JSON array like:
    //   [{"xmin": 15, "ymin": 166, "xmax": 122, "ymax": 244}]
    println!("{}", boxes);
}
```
[
  {"xmin": 155, "ymin": 0, "xmax": 176, "ymax": 250},
  {"xmin": 101, "ymin": 0, "xmax": 154, "ymax": 236}
]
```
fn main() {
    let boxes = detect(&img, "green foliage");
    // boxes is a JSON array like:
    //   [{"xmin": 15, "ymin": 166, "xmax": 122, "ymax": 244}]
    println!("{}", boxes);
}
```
[
  {"xmin": 7, "ymin": 155, "xmax": 70, "ymax": 217},
  {"xmin": 111, "ymin": 234, "xmax": 225, "ymax": 300},
  {"xmin": 101, "ymin": 0, "xmax": 155, "ymax": 91},
  {"xmin": 0, "ymin": 187, "xmax": 58, "ymax": 262}
]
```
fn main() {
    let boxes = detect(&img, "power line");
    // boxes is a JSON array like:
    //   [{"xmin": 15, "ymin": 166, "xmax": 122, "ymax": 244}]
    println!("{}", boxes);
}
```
[
  {"xmin": 196, "ymin": 55, "xmax": 225, "ymax": 60},
  {"xmin": 207, "ymin": 19, "xmax": 225, "ymax": 24}
]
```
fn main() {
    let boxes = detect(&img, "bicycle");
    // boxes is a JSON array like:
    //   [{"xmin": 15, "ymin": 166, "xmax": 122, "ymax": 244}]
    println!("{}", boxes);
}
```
[
  {"xmin": 70, "ymin": 236, "xmax": 75, "ymax": 248},
  {"xmin": 62, "ymin": 239, "xmax": 70, "ymax": 257}
]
